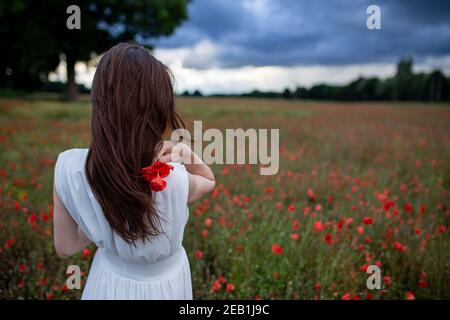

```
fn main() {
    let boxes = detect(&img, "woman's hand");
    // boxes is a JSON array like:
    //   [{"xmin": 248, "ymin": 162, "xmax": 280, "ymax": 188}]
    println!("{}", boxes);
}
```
[
  {"xmin": 156, "ymin": 140, "xmax": 215, "ymax": 202},
  {"xmin": 156, "ymin": 140, "xmax": 177, "ymax": 162},
  {"xmin": 157, "ymin": 141, "xmax": 193, "ymax": 164}
]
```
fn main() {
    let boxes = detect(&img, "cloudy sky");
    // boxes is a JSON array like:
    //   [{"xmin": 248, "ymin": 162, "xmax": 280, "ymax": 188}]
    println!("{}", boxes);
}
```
[{"xmin": 56, "ymin": 0, "xmax": 450, "ymax": 94}]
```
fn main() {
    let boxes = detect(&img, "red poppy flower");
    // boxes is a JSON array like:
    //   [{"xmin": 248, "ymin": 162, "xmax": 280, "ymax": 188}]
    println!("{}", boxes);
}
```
[
  {"xmin": 265, "ymin": 187, "xmax": 274, "ymax": 193},
  {"xmin": 405, "ymin": 291, "xmax": 415, "ymax": 300},
  {"xmin": 314, "ymin": 221, "xmax": 324, "ymax": 232},
  {"xmin": 204, "ymin": 218, "xmax": 213, "ymax": 227},
  {"xmin": 141, "ymin": 161, "xmax": 173, "ymax": 180},
  {"xmin": 271, "ymin": 243, "xmax": 283, "ymax": 255},
  {"xmin": 419, "ymin": 204, "xmax": 426, "ymax": 215},
  {"xmin": 28, "ymin": 213, "xmax": 37, "ymax": 225},
  {"xmin": 141, "ymin": 161, "xmax": 173, "ymax": 192},
  {"xmin": 384, "ymin": 200, "xmax": 394, "ymax": 211},
  {"xmin": 362, "ymin": 217, "xmax": 373, "ymax": 225},
  {"xmin": 82, "ymin": 248, "xmax": 90, "ymax": 258},
  {"xmin": 304, "ymin": 206, "xmax": 311, "ymax": 216},
  {"xmin": 357, "ymin": 226, "xmax": 365, "ymax": 235},
  {"xmin": 39, "ymin": 212, "xmax": 50, "ymax": 222},
  {"xmin": 149, "ymin": 174, "xmax": 167, "ymax": 192},
  {"xmin": 393, "ymin": 241, "xmax": 407, "ymax": 253},
  {"xmin": 418, "ymin": 279, "xmax": 428, "ymax": 288},
  {"xmin": 324, "ymin": 233, "xmax": 333, "ymax": 245},
  {"xmin": 4, "ymin": 238, "xmax": 16, "ymax": 248},
  {"xmin": 404, "ymin": 202, "xmax": 413, "ymax": 214},
  {"xmin": 152, "ymin": 161, "xmax": 174, "ymax": 178},
  {"xmin": 212, "ymin": 280, "xmax": 221, "ymax": 292},
  {"xmin": 226, "ymin": 283, "xmax": 235, "ymax": 292},
  {"xmin": 307, "ymin": 188, "xmax": 316, "ymax": 201},
  {"xmin": 194, "ymin": 249, "xmax": 203, "ymax": 259},
  {"xmin": 341, "ymin": 293, "xmax": 352, "ymax": 300}
]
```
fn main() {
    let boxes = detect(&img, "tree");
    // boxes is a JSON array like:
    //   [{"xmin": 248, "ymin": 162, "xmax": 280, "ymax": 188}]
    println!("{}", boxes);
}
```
[
  {"xmin": 394, "ymin": 57, "xmax": 414, "ymax": 100},
  {"xmin": 0, "ymin": 0, "xmax": 189, "ymax": 100},
  {"xmin": 192, "ymin": 90, "xmax": 203, "ymax": 97},
  {"xmin": 426, "ymin": 70, "xmax": 449, "ymax": 101},
  {"xmin": 0, "ymin": 1, "xmax": 60, "ymax": 91},
  {"xmin": 294, "ymin": 87, "xmax": 309, "ymax": 99},
  {"xmin": 282, "ymin": 88, "xmax": 293, "ymax": 99}
]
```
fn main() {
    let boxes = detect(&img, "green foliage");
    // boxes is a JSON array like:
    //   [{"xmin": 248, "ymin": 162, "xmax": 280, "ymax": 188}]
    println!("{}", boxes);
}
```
[
  {"xmin": 217, "ymin": 58, "xmax": 449, "ymax": 102},
  {"xmin": 292, "ymin": 58, "xmax": 450, "ymax": 102},
  {"xmin": 0, "ymin": 0, "xmax": 189, "ymax": 92}
]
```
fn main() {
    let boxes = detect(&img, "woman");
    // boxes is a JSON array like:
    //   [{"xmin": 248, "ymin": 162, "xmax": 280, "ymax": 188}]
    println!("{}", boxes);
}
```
[{"xmin": 53, "ymin": 43, "xmax": 215, "ymax": 299}]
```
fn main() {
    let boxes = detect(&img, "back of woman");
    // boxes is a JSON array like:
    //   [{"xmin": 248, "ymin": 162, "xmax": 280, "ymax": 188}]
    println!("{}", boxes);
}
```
[{"xmin": 53, "ymin": 43, "xmax": 215, "ymax": 300}]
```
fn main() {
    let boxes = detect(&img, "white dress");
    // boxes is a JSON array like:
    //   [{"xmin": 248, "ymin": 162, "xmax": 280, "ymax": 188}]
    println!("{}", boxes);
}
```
[{"xmin": 54, "ymin": 148, "xmax": 192, "ymax": 300}]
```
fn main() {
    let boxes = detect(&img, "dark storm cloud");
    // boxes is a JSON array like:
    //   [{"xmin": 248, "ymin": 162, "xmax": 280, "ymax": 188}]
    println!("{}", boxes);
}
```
[{"xmin": 154, "ymin": 0, "xmax": 450, "ymax": 68}]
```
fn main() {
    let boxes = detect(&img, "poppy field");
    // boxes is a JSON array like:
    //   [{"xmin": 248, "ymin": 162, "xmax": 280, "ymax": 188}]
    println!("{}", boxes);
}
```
[{"xmin": 0, "ymin": 96, "xmax": 449, "ymax": 300}]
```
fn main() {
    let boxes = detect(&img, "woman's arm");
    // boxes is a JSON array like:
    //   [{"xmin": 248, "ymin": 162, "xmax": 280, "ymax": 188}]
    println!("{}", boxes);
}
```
[
  {"xmin": 158, "ymin": 141, "xmax": 215, "ymax": 202},
  {"xmin": 186, "ymin": 173, "xmax": 215, "ymax": 203},
  {"xmin": 53, "ymin": 187, "xmax": 92, "ymax": 258}
]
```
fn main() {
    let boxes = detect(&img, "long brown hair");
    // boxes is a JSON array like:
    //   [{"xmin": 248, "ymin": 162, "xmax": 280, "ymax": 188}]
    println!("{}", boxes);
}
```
[{"xmin": 86, "ymin": 43, "xmax": 184, "ymax": 243}]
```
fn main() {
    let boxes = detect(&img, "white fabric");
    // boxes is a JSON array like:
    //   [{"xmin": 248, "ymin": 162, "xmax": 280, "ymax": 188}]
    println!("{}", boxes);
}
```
[{"xmin": 54, "ymin": 148, "xmax": 192, "ymax": 300}]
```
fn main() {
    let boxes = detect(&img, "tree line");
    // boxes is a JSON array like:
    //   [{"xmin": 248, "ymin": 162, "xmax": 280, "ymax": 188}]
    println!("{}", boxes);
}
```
[{"xmin": 184, "ymin": 58, "xmax": 450, "ymax": 102}]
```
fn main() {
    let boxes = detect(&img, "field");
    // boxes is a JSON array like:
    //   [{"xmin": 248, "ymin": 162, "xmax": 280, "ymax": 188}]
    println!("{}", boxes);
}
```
[{"xmin": 0, "ymin": 96, "xmax": 449, "ymax": 300}]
